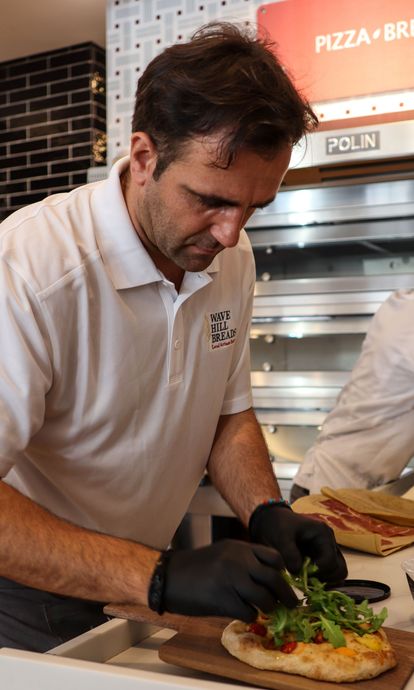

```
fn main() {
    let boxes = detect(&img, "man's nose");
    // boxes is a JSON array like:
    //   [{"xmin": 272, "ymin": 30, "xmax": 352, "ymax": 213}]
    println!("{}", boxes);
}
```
[{"xmin": 209, "ymin": 208, "xmax": 245, "ymax": 248}]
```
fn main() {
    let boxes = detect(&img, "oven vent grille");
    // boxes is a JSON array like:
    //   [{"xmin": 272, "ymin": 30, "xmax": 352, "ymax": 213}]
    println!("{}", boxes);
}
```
[{"xmin": 283, "ymin": 156, "xmax": 414, "ymax": 188}]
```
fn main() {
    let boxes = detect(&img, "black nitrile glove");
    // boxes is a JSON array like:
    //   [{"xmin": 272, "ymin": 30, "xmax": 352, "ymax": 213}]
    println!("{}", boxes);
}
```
[
  {"xmin": 150, "ymin": 539, "xmax": 298, "ymax": 622},
  {"xmin": 249, "ymin": 503, "xmax": 347, "ymax": 583}
]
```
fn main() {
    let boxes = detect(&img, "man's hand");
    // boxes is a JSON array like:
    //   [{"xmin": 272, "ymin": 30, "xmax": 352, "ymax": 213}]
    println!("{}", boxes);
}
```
[
  {"xmin": 249, "ymin": 504, "xmax": 347, "ymax": 583},
  {"xmin": 158, "ymin": 539, "xmax": 298, "ymax": 621}
]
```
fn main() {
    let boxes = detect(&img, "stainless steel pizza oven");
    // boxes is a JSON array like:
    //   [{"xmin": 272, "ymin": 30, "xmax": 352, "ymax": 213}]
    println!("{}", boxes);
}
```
[{"xmin": 247, "ymin": 178, "xmax": 414, "ymax": 497}]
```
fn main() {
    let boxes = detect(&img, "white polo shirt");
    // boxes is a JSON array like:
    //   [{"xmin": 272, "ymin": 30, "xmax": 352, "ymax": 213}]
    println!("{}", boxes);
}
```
[
  {"xmin": 0, "ymin": 157, "xmax": 254, "ymax": 549},
  {"xmin": 295, "ymin": 289, "xmax": 414, "ymax": 493}
]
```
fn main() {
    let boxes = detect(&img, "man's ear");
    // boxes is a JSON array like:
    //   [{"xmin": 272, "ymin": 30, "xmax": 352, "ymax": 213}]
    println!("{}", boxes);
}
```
[{"xmin": 129, "ymin": 132, "xmax": 158, "ymax": 185}]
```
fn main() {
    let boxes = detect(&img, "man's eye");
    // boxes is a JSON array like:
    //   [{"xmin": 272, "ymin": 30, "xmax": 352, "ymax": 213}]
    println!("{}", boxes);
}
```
[
  {"xmin": 196, "ymin": 197, "xmax": 214, "ymax": 208},
  {"xmin": 195, "ymin": 195, "xmax": 224, "ymax": 209},
  {"xmin": 196, "ymin": 196, "xmax": 208, "ymax": 206}
]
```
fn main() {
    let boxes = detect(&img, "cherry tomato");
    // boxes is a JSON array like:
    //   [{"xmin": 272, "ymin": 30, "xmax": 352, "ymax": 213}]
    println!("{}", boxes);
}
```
[
  {"xmin": 313, "ymin": 630, "xmax": 325, "ymax": 644},
  {"xmin": 280, "ymin": 641, "xmax": 298, "ymax": 654},
  {"xmin": 248, "ymin": 622, "xmax": 267, "ymax": 637}
]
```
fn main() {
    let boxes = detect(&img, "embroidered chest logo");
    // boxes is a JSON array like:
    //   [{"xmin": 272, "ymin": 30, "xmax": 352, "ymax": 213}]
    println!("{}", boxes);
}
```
[{"xmin": 208, "ymin": 309, "xmax": 237, "ymax": 350}]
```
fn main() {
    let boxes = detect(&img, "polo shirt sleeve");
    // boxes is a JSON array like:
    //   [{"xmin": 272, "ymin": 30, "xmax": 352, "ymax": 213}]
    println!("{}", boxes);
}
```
[
  {"xmin": 220, "ymin": 242, "xmax": 255, "ymax": 416},
  {"xmin": 0, "ymin": 258, "xmax": 53, "ymax": 477},
  {"xmin": 295, "ymin": 289, "xmax": 414, "ymax": 492}
]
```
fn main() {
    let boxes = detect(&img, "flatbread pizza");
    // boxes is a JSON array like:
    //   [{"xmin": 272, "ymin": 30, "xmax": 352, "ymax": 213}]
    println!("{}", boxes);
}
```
[{"xmin": 221, "ymin": 558, "xmax": 396, "ymax": 683}]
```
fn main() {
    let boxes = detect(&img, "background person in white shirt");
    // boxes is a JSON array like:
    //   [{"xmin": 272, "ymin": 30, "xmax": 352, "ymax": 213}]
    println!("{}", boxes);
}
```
[
  {"xmin": 0, "ymin": 22, "xmax": 346, "ymax": 652},
  {"xmin": 292, "ymin": 289, "xmax": 414, "ymax": 501}
]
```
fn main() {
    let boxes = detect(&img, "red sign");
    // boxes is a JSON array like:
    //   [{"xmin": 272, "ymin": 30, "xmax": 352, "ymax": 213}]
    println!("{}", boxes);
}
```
[{"xmin": 257, "ymin": 0, "xmax": 414, "ymax": 102}]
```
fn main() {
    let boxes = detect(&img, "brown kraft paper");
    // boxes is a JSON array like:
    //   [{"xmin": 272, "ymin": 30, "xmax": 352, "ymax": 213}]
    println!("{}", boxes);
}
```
[{"xmin": 292, "ymin": 489, "xmax": 414, "ymax": 556}]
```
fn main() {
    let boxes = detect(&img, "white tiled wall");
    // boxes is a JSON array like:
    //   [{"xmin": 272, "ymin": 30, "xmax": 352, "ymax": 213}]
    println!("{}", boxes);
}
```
[{"xmin": 106, "ymin": 0, "xmax": 276, "ymax": 164}]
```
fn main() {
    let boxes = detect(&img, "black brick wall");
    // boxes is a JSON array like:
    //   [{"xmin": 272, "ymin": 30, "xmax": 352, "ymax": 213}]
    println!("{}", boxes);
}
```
[{"xmin": 0, "ymin": 42, "xmax": 106, "ymax": 219}]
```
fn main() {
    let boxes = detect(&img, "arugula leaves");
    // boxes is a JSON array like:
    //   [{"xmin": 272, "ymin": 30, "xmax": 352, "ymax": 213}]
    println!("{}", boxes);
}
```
[{"xmin": 266, "ymin": 558, "xmax": 387, "ymax": 648}]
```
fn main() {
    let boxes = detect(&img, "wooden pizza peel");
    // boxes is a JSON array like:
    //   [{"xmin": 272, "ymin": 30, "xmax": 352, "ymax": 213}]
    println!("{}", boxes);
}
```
[{"xmin": 104, "ymin": 602, "xmax": 414, "ymax": 690}]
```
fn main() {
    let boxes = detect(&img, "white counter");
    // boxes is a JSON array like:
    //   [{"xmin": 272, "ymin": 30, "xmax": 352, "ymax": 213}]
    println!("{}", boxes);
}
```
[{"xmin": 1, "ymin": 546, "xmax": 414, "ymax": 689}]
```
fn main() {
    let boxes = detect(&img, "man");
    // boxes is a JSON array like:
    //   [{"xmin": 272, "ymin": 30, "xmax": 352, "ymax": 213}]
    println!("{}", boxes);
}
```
[
  {"xmin": 291, "ymin": 289, "xmax": 414, "ymax": 501},
  {"xmin": 0, "ymin": 23, "xmax": 346, "ymax": 652}
]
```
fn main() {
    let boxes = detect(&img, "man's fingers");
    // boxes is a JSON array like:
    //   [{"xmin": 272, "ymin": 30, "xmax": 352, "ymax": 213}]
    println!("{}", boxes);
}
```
[
  {"xmin": 299, "ymin": 523, "xmax": 348, "ymax": 581},
  {"xmin": 251, "ymin": 542, "xmax": 285, "ymax": 569},
  {"xmin": 251, "ymin": 544, "xmax": 299, "ymax": 608},
  {"xmin": 227, "ymin": 593, "xmax": 259, "ymax": 623},
  {"xmin": 237, "ymin": 580, "xmax": 280, "ymax": 615},
  {"xmin": 315, "ymin": 546, "xmax": 348, "ymax": 582}
]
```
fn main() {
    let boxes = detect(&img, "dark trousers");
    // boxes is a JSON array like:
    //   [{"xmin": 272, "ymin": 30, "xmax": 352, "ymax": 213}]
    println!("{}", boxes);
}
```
[{"xmin": 0, "ymin": 576, "xmax": 110, "ymax": 652}]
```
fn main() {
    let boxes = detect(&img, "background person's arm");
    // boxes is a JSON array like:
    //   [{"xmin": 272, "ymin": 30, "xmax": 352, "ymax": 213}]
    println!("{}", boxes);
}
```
[{"xmin": 294, "ymin": 290, "xmax": 414, "ymax": 495}]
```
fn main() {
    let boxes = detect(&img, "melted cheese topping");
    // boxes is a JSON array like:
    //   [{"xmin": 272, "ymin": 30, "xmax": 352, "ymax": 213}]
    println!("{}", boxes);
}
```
[{"xmin": 355, "ymin": 633, "xmax": 384, "ymax": 651}]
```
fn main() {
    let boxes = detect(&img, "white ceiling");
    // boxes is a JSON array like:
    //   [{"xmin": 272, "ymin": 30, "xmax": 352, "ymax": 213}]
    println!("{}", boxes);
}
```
[{"xmin": 0, "ymin": 0, "xmax": 107, "ymax": 63}]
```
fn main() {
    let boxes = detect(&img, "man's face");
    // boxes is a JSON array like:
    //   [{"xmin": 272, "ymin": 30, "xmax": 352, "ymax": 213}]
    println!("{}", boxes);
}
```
[{"xmin": 128, "ymin": 133, "xmax": 291, "ymax": 274}]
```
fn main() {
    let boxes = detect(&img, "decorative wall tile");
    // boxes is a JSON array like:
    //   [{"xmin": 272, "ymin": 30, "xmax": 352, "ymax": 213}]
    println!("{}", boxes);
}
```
[
  {"xmin": 106, "ymin": 0, "xmax": 276, "ymax": 164},
  {"xmin": 0, "ymin": 42, "xmax": 106, "ymax": 218}
]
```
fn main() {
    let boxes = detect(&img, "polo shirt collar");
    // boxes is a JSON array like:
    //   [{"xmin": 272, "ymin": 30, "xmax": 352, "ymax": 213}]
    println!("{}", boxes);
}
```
[{"xmin": 91, "ymin": 156, "xmax": 220, "ymax": 290}]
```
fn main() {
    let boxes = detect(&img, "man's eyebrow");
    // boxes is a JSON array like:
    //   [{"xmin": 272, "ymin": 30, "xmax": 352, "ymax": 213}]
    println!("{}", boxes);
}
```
[{"xmin": 183, "ymin": 185, "xmax": 275, "ymax": 209}]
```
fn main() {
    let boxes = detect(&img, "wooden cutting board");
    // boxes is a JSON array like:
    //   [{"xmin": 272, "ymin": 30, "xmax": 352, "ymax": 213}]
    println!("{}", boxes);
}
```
[
  {"xmin": 104, "ymin": 604, "xmax": 414, "ymax": 690},
  {"xmin": 159, "ymin": 625, "xmax": 414, "ymax": 690},
  {"xmin": 103, "ymin": 602, "xmax": 231, "ymax": 635}
]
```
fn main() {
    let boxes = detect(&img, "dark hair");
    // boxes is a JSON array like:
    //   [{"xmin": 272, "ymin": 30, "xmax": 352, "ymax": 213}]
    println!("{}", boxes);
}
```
[{"xmin": 132, "ymin": 22, "xmax": 317, "ymax": 178}]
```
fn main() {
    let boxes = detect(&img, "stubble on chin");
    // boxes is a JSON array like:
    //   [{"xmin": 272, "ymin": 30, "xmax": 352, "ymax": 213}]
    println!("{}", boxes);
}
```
[{"xmin": 177, "ymin": 248, "xmax": 223, "ymax": 273}]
